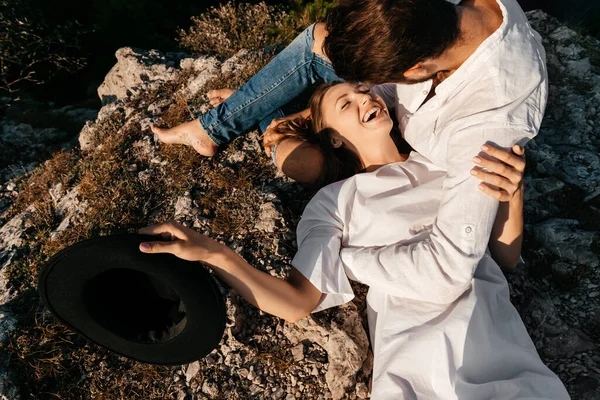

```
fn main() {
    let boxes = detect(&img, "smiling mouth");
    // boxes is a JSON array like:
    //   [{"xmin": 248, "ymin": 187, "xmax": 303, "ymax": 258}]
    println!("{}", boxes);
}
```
[{"xmin": 363, "ymin": 106, "xmax": 382, "ymax": 123}]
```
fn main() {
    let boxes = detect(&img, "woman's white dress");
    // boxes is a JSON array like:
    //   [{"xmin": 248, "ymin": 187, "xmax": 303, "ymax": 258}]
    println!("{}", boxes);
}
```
[{"xmin": 291, "ymin": 152, "xmax": 569, "ymax": 399}]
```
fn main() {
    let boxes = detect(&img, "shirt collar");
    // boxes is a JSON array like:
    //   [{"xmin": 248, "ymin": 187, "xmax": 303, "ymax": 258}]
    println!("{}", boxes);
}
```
[{"xmin": 434, "ymin": 0, "xmax": 508, "ymax": 101}]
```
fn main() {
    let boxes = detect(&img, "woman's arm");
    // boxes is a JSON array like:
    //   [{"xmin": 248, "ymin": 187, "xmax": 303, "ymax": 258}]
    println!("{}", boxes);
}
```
[
  {"xmin": 489, "ymin": 189, "xmax": 523, "ymax": 270},
  {"xmin": 471, "ymin": 144, "xmax": 526, "ymax": 270},
  {"xmin": 138, "ymin": 222, "xmax": 322, "ymax": 323}
]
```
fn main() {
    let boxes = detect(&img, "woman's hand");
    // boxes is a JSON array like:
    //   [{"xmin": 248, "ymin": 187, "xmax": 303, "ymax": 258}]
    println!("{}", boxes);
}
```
[
  {"xmin": 471, "ymin": 144, "xmax": 526, "ymax": 202},
  {"xmin": 262, "ymin": 108, "xmax": 311, "ymax": 158},
  {"xmin": 138, "ymin": 221, "xmax": 226, "ymax": 263},
  {"xmin": 263, "ymin": 117, "xmax": 288, "ymax": 158}
]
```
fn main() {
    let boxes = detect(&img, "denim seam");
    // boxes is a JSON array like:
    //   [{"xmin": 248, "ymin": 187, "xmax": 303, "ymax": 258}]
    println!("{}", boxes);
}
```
[
  {"xmin": 199, "ymin": 115, "xmax": 226, "ymax": 146},
  {"xmin": 206, "ymin": 58, "xmax": 313, "ymax": 132},
  {"xmin": 313, "ymin": 55, "xmax": 336, "ymax": 73}
]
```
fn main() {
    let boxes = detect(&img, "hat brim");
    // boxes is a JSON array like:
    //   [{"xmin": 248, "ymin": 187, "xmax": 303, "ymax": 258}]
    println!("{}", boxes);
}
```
[{"xmin": 38, "ymin": 233, "xmax": 226, "ymax": 365}]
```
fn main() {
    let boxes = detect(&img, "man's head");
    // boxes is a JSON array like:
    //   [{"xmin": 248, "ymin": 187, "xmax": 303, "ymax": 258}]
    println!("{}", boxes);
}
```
[{"xmin": 323, "ymin": 0, "xmax": 461, "ymax": 84}]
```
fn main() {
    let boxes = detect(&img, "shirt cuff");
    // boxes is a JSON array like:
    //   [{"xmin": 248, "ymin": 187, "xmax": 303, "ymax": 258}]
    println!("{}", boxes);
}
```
[{"xmin": 339, "ymin": 248, "xmax": 360, "ymax": 281}]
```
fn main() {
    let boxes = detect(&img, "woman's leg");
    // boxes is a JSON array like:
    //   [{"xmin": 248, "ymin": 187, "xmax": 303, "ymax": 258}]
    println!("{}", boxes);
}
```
[{"xmin": 199, "ymin": 23, "xmax": 342, "ymax": 145}]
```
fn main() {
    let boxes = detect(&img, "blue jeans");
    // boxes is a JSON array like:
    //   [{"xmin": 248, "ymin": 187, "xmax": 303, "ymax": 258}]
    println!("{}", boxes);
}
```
[{"xmin": 199, "ymin": 23, "xmax": 343, "ymax": 146}]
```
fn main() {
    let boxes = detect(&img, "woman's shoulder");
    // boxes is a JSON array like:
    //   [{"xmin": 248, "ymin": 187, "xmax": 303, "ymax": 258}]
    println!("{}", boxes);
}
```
[{"xmin": 300, "ymin": 176, "xmax": 357, "ymax": 224}]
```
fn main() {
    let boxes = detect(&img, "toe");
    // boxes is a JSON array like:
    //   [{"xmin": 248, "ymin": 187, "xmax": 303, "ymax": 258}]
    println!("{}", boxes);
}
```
[
  {"xmin": 151, "ymin": 125, "xmax": 166, "ymax": 134},
  {"xmin": 208, "ymin": 89, "xmax": 234, "ymax": 100}
]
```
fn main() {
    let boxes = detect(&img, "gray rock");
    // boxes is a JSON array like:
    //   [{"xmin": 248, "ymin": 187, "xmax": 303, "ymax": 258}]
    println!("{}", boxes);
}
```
[
  {"xmin": 49, "ymin": 184, "xmax": 87, "ymax": 239},
  {"xmin": 179, "ymin": 56, "xmax": 220, "ymax": 98},
  {"xmin": 283, "ymin": 302, "xmax": 369, "ymax": 400},
  {"xmin": 0, "ymin": 205, "xmax": 34, "ymax": 269},
  {"xmin": 0, "ymin": 310, "xmax": 16, "ymax": 344},
  {"xmin": 201, "ymin": 380, "xmax": 219, "ymax": 397},
  {"xmin": 0, "ymin": 352, "xmax": 19, "ymax": 400},
  {"xmin": 0, "ymin": 269, "xmax": 15, "ymax": 307},
  {"xmin": 523, "ymin": 296, "xmax": 595, "ymax": 359},
  {"xmin": 78, "ymin": 121, "xmax": 99, "ymax": 151},
  {"xmin": 98, "ymin": 48, "xmax": 182, "ymax": 105},
  {"xmin": 174, "ymin": 192, "xmax": 193, "ymax": 222},
  {"xmin": 291, "ymin": 343, "xmax": 304, "ymax": 362},
  {"xmin": 98, "ymin": 47, "xmax": 221, "ymax": 105},
  {"xmin": 524, "ymin": 177, "xmax": 565, "ymax": 201},
  {"xmin": 255, "ymin": 202, "xmax": 281, "ymax": 233},
  {"xmin": 184, "ymin": 361, "xmax": 200, "ymax": 384},
  {"xmin": 0, "ymin": 306, "xmax": 18, "ymax": 400},
  {"xmin": 532, "ymin": 219, "xmax": 599, "ymax": 268},
  {"xmin": 569, "ymin": 375, "xmax": 600, "ymax": 400},
  {"xmin": 550, "ymin": 262, "xmax": 580, "ymax": 291}
]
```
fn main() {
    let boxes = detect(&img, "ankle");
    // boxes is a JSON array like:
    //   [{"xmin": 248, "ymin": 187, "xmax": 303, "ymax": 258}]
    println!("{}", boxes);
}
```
[{"xmin": 312, "ymin": 23, "xmax": 330, "ymax": 62}]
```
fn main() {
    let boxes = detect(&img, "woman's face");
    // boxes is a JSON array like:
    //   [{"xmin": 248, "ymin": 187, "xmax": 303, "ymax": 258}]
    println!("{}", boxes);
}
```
[{"xmin": 320, "ymin": 83, "xmax": 394, "ymax": 158}]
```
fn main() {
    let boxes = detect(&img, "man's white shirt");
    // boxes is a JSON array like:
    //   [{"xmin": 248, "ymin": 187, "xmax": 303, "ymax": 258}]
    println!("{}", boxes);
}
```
[{"xmin": 346, "ymin": 0, "xmax": 548, "ymax": 304}]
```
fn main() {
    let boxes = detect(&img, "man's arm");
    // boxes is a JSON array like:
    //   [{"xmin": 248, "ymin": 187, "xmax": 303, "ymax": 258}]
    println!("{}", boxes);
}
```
[{"xmin": 340, "ymin": 124, "xmax": 534, "ymax": 304}]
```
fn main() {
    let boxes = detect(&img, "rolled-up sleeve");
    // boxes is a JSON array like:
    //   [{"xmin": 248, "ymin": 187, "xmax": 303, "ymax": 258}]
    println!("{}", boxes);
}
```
[
  {"xmin": 340, "ymin": 123, "xmax": 534, "ymax": 304},
  {"xmin": 292, "ymin": 191, "xmax": 354, "ymax": 312}
]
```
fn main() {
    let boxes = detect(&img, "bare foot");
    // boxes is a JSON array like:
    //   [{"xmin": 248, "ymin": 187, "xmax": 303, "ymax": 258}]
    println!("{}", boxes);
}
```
[
  {"xmin": 207, "ymin": 89, "xmax": 236, "ymax": 107},
  {"xmin": 151, "ymin": 119, "xmax": 218, "ymax": 156}
]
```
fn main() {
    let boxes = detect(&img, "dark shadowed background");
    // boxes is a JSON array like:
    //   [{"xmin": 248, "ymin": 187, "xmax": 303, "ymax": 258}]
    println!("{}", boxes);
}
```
[{"xmin": 11, "ymin": 0, "xmax": 600, "ymax": 106}]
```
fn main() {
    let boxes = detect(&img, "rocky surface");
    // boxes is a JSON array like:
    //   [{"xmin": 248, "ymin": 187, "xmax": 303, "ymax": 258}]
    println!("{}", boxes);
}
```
[
  {"xmin": 0, "ymin": 100, "xmax": 98, "ymax": 183},
  {"xmin": 0, "ymin": 10, "xmax": 599, "ymax": 399}
]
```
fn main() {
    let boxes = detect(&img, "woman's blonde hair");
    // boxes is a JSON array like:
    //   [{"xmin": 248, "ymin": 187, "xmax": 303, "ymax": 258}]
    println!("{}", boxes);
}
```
[{"xmin": 273, "ymin": 82, "xmax": 364, "ymax": 187}]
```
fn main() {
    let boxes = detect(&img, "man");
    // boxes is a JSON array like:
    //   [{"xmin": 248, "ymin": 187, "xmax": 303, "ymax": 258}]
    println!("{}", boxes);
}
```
[{"xmin": 153, "ymin": 0, "xmax": 569, "ymax": 397}]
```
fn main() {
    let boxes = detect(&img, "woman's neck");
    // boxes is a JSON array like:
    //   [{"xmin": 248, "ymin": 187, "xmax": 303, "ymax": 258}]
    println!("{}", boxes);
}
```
[{"xmin": 362, "ymin": 142, "xmax": 408, "ymax": 172}]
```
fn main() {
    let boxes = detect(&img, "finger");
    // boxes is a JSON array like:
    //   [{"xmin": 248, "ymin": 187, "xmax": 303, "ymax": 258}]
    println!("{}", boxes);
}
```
[
  {"xmin": 139, "ymin": 240, "xmax": 182, "ymax": 254},
  {"xmin": 471, "ymin": 168, "xmax": 517, "ymax": 193},
  {"xmin": 209, "ymin": 98, "xmax": 222, "ymax": 107},
  {"xmin": 263, "ymin": 135, "xmax": 279, "ymax": 147},
  {"xmin": 512, "ymin": 144, "xmax": 525, "ymax": 157},
  {"xmin": 477, "ymin": 182, "xmax": 510, "ymax": 202},
  {"xmin": 267, "ymin": 117, "xmax": 285, "ymax": 130},
  {"xmin": 138, "ymin": 221, "xmax": 187, "ymax": 238},
  {"xmin": 472, "ymin": 156, "xmax": 521, "ymax": 184},
  {"xmin": 480, "ymin": 144, "xmax": 526, "ymax": 173},
  {"xmin": 263, "ymin": 132, "xmax": 285, "ymax": 147},
  {"xmin": 264, "ymin": 144, "xmax": 272, "ymax": 157}
]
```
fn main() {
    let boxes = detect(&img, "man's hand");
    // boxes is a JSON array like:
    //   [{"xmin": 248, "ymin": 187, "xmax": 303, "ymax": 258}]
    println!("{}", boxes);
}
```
[
  {"xmin": 471, "ymin": 144, "xmax": 526, "ymax": 202},
  {"xmin": 138, "ymin": 221, "xmax": 226, "ymax": 264}
]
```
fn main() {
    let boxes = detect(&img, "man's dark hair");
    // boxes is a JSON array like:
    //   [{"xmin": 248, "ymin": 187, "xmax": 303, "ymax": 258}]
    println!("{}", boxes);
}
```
[{"xmin": 323, "ymin": 0, "xmax": 461, "ymax": 84}]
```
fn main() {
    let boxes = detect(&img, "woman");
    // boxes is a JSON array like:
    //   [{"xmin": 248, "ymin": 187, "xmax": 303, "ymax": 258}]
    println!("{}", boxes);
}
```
[{"xmin": 139, "ymin": 82, "xmax": 568, "ymax": 399}]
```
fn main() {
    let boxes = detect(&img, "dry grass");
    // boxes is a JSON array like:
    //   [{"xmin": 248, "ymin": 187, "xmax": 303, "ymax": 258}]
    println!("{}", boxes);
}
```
[
  {"xmin": 2, "ymin": 312, "xmax": 177, "ymax": 399},
  {"xmin": 1, "ymin": 46, "xmax": 294, "ymax": 397},
  {"xmin": 178, "ymin": 2, "xmax": 288, "ymax": 58},
  {"xmin": 11, "ymin": 151, "xmax": 80, "ymax": 215}
]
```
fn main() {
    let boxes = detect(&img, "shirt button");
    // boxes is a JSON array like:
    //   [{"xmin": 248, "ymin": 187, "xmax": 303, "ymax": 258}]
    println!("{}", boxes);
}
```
[
  {"xmin": 423, "ymin": 90, "xmax": 428, "ymax": 95},
  {"xmin": 465, "ymin": 226, "xmax": 472, "ymax": 234}
]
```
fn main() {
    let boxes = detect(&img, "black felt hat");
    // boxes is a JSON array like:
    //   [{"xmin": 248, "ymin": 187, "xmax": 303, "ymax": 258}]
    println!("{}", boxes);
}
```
[{"xmin": 38, "ymin": 233, "xmax": 226, "ymax": 365}]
